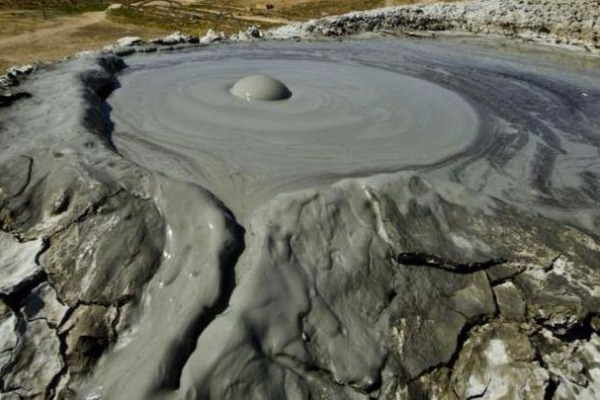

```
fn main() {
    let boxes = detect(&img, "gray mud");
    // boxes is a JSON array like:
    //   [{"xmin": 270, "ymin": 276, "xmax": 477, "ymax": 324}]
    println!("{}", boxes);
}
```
[
  {"xmin": 108, "ymin": 41, "xmax": 480, "ymax": 219},
  {"xmin": 109, "ymin": 39, "xmax": 600, "ymax": 225},
  {"xmin": 1, "ymin": 35, "xmax": 600, "ymax": 400}
]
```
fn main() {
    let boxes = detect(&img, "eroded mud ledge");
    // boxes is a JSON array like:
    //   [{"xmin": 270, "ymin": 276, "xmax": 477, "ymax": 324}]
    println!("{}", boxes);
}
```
[{"xmin": 1, "ymin": 1, "xmax": 600, "ymax": 399}]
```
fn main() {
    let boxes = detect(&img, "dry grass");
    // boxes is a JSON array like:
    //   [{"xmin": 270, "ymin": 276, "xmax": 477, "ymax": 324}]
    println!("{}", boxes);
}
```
[
  {"xmin": 0, "ymin": 11, "xmax": 168, "ymax": 73},
  {"xmin": 105, "ymin": 0, "xmax": 461, "ymax": 35},
  {"xmin": 251, "ymin": 0, "xmax": 385, "ymax": 20},
  {"xmin": 0, "ymin": 0, "xmax": 463, "ymax": 73},
  {"xmin": 107, "ymin": 5, "xmax": 272, "ymax": 36},
  {"xmin": 0, "ymin": 10, "xmax": 57, "ymax": 36},
  {"xmin": 219, "ymin": 0, "xmax": 461, "ymax": 20}
]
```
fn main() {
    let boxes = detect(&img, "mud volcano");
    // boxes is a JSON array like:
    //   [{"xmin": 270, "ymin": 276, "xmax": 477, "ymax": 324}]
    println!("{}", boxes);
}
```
[{"xmin": 1, "ymin": 38, "xmax": 600, "ymax": 400}]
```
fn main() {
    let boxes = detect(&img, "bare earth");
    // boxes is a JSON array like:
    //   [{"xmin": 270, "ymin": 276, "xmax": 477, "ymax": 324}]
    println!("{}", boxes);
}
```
[
  {"xmin": 0, "ymin": 10, "xmax": 168, "ymax": 72},
  {"xmin": 0, "ymin": 0, "xmax": 460, "ymax": 72}
]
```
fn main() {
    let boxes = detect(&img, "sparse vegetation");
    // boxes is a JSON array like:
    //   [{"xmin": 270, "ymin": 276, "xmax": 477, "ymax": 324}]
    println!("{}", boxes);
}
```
[
  {"xmin": 0, "ymin": 0, "xmax": 462, "ymax": 74},
  {"xmin": 0, "ymin": 0, "xmax": 109, "ymax": 14},
  {"xmin": 107, "ymin": 2, "xmax": 272, "ymax": 36},
  {"xmin": 239, "ymin": 0, "xmax": 384, "ymax": 20}
]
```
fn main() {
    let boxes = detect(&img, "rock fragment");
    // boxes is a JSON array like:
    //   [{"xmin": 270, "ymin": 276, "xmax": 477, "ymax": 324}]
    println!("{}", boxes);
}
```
[
  {"xmin": 1, "ymin": 319, "xmax": 63, "ymax": 398},
  {"xmin": 116, "ymin": 36, "xmax": 143, "ymax": 48},
  {"xmin": 0, "ymin": 232, "xmax": 44, "ymax": 296},
  {"xmin": 7, "ymin": 65, "xmax": 34, "ymax": 77},
  {"xmin": 0, "ymin": 300, "xmax": 19, "ymax": 374},
  {"xmin": 494, "ymin": 281, "xmax": 527, "ymax": 321},
  {"xmin": 41, "ymin": 190, "xmax": 164, "ymax": 306},
  {"xmin": 60, "ymin": 305, "xmax": 117, "ymax": 377},
  {"xmin": 21, "ymin": 283, "xmax": 69, "ymax": 327},
  {"xmin": 200, "ymin": 29, "xmax": 226, "ymax": 44},
  {"xmin": 151, "ymin": 31, "xmax": 196, "ymax": 45},
  {"xmin": 451, "ymin": 323, "xmax": 549, "ymax": 399}
]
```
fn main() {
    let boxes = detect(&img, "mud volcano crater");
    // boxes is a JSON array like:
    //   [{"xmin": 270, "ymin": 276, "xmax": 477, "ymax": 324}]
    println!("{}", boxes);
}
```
[
  {"xmin": 2, "ymin": 37, "xmax": 600, "ymax": 400},
  {"xmin": 108, "ymin": 41, "xmax": 487, "ymax": 216}
]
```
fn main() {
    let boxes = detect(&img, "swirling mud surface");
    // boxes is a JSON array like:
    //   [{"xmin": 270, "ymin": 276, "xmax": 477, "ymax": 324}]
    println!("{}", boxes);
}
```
[
  {"xmin": 109, "ymin": 43, "xmax": 479, "ymax": 217},
  {"xmin": 109, "ymin": 40, "xmax": 600, "ymax": 221},
  {"xmin": 1, "ymin": 37, "xmax": 600, "ymax": 400}
]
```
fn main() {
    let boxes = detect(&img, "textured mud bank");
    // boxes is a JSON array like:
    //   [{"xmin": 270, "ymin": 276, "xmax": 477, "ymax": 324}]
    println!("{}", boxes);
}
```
[
  {"xmin": 270, "ymin": 0, "xmax": 600, "ymax": 54},
  {"xmin": 1, "ymin": 9, "xmax": 600, "ymax": 400}
]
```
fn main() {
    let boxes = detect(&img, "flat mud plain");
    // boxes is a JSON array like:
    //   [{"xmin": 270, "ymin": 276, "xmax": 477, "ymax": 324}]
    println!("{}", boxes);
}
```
[{"xmin": 1, "ymin": 1, "xmax": 600, "ymax": 400}]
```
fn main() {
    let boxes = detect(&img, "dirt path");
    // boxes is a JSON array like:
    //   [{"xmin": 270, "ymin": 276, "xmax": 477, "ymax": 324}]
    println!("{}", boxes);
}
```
[
  {"xmin": 0, "ymin": 11, "xmax": 106, "ymax": 49},
  {"xmin": 156, "ymin": 5, "xmax": 294, "ymax": 24},
  {"xmin": 232, "ymin": 13, "xmax": 292, "ymax": 24},
  {"xmin": 0, "ymin": 11, "xmax": 168, "ymax": 73}
]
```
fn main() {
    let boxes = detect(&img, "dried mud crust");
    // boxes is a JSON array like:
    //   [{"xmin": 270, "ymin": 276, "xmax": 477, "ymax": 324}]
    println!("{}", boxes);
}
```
[{"xmin": 270, "ymin": 0, "xmax": 600, "ymax": 53}]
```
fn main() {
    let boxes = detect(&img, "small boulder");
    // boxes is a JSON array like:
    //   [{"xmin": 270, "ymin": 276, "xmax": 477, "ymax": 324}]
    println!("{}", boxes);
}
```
[
  {"xmin": 200, "ymin": 29, "xmax": 226, "ymax": 44},
  {"xmin": 158, "ymin": 31, "xmax": 193, "ymax": 45},
  {"xmin": 247, "ymin": 25, "xmax": 263, "ymax": 38},
  {"xmin": 232, "ymin": 26, "xmax": 262, "ymax": 42},
  {"xmin": 106, "ymin": 3, "xmax": 122, "ymax": 12},
  {"xmin": 116, "ymin": 36, "xmax": 143, "ymax": 48},
  {"xmin": 7, "ymin": 64, "xmax": 34, "ymax": 76}
]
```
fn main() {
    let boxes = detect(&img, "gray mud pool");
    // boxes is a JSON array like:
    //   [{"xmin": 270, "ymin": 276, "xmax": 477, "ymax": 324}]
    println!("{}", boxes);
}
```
[{"xmin": 108, "ymin": 39, "xmax": 600, "ymax": 222}]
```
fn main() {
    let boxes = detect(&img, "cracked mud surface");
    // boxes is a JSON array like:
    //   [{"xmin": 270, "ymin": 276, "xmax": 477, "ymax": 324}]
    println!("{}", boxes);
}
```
[{"xmin": 1, "ymin": 4, "xmax": 600, "ymax": 399}]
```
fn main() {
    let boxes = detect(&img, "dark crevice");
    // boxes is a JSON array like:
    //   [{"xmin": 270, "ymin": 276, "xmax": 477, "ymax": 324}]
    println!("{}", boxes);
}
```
[
  {"xmin": 44, "ymin": 321, "xmax": 70, "ymax": 400},
  {"xmin": 544, "ymin": 253, "xmax": 563, "ymax": 272},
  {"xmin": 51, "ymin": 188, "xmax": 125, "ymax": 238},
  {"xmin": 408, "ymin": 314, "xmax": 494, "ymax": 383},
  {"xmin": 0, "ymin": 92, "xmax": 32, "ymax": 108},
  {"xmin": 531, "ymin": 343, "xmax": 559, "ymax": 400},
  {"xmin": 396, "ymin": 252, "xmax": 507, "ymax": 274},
  {"xmin": 0, "ymin": 270, "xmax": 48, "ymax": 311},
  {"xmin": 466, "ymin": 379, "xmax": 490, "ymax": 399},
  {"xmin": 550, "ymin": 313, "xmax": 598, "ymax": 343},
  {"xmin": 58, "ymin": 298, "xmax": 130, "ymax": 331},
  {"xmin": 489, "ymin": 271, "xmax": 525, "ymax": 287},
  {"xmin": 110, "ymin": 305, "xmax": 122, "ymax": 341},
  {"xmin": 45, "ymin": 300, "xmax": 124, "ymax": 399},
  {"xmin": 12, "ymin": 156, "xmax": 34, "ymax": 199},
  {"xmin": 543, "ymin": 377, "xmax": 559, "ymax": 400},
  {"xmin": 157, "ymin": 222, "xmax": 246, "ymax": 391},
  {"xmin": 31, "ymin": 234, "xmax": 52, "ymax": 269}
]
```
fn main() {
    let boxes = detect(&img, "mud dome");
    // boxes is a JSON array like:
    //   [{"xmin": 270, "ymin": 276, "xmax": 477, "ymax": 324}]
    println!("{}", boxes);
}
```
[{"xmin": 231, "ymin": 74, "xmax": 292, "ymax": 100}]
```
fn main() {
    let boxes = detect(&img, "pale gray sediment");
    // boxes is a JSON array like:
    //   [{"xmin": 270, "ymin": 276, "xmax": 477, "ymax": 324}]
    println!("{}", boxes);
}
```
[{"xmin": 0, "ymin": 1, "xmax": 600, "ymax": 400}]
